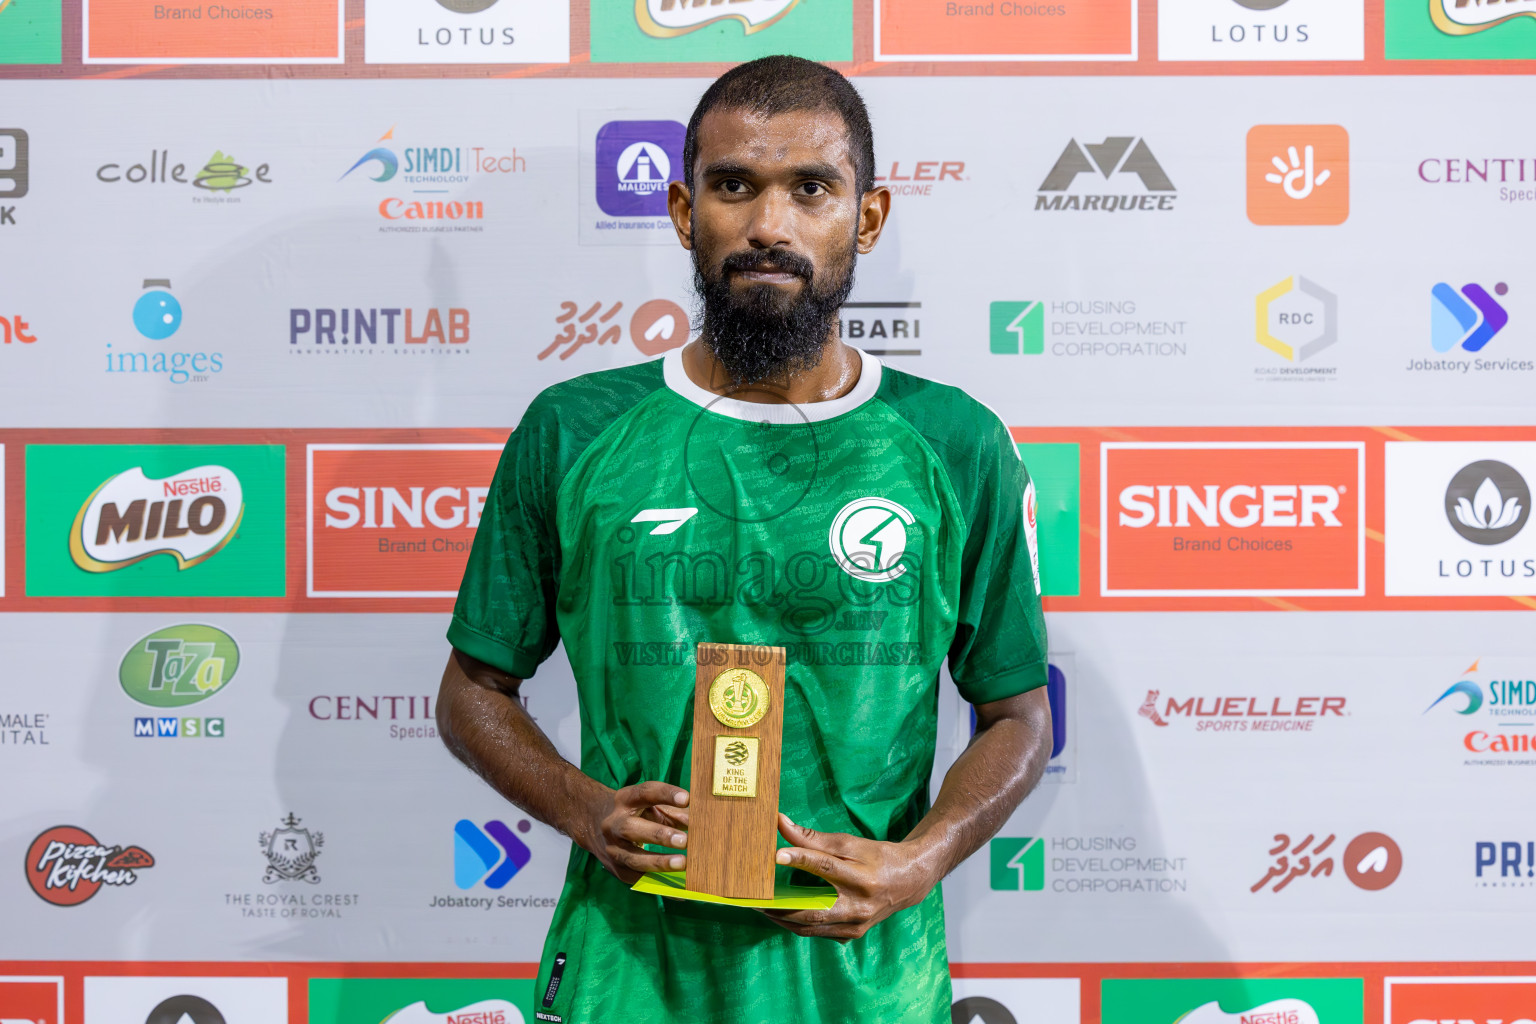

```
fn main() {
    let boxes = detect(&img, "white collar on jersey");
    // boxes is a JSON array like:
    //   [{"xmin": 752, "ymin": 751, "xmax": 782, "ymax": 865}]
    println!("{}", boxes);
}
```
[{"xmin": 661, "ymin": 345, "xmax": 883, "ymax": 424}]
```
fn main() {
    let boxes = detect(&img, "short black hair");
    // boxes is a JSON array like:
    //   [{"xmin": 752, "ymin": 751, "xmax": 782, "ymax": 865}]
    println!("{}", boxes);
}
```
[{"xmin": 683, "ymin": 55, "xmax": 876, "ymax": 196}]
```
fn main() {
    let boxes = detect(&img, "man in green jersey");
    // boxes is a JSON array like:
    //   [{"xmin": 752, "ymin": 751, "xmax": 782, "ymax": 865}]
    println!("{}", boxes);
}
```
[{"xmin": 438, "ymin": 56, "xmax": 1052, "ymax": 1024}]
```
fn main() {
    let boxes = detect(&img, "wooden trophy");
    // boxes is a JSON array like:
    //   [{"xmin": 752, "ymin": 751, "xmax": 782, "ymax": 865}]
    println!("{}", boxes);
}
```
[{"xmin": 685, "ymin": 642, "xmax": 787, "ymax": 900}]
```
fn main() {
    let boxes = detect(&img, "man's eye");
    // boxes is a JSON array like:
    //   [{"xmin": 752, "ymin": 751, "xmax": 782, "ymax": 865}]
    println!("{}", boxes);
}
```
[
  {"xmin": 801, "ymin": 182, "xmax": 825, "ymax": 196},
  {"xmin": 721, "ymin": 179, "xmax": 747, "ymax": 193}
]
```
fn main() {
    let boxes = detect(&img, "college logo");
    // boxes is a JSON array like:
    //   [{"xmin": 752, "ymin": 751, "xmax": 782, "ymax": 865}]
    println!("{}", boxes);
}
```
[
  {"xmin": 307, "ymin": 443, "xmax": 500, "ymax": 597},
  {"xmin": 260, "ymin": 813, "xmax": 324, "ymax": 884},
  {"xmin": 307, "ymin": 980, "xmax": 531, "ymax": 1024},
  {"xmin": 1431, "ymin": 282, "xmax": 1509, "ymax": 353},
  {"xmin": 1138, "ymin": 691, "xmax": 1346, "ymax": 732},
  {"xmin": 70, "ymin": 464, "xmax": 242, "ymax": 573},
  {"xmin": 0, "ymin": 976, "xmax": 63, "ymax": 1024},
  {"xmin": 288, "ymin": 306, "xmax": 471, "ymax": 353},
  {"xmin": 1036, "ymin": 137, "xmax": 1176, "ymax": 212},
  {"xmin": 1102, "ymin": 443, "xmax": 1365, "ymax": 596},
  {"xmin": 25, "ymin": 825, "xmax": 154, "ymax": 906},
  {"xmin": 1247, "ymin": 126, "xmax": 1350, "ymax": 225},
  {"xmin": 1386, "ymin": 977, "xmax": 1536, "ymax": 1023},
  {"xmin": 120, "ymin": 624, "xmax": 240, "ymax": 708},
  {"xmin": 595, "ymin": 120, "xmax": 683, "ymax": 218},
  {"xmin": 454, "ymin": 819, "xmax": 532, "ymax": 889},
  {"xmin": 1252, "ymin": 831, "xmax": 1402, "ymax": 893},
  {"xmin": 1102, "ymin": 979, "xmax": 1364, "ymax": 1024},
  {"xmin": 635, "ymin": 0, "xmax": 799, "ymax": 37},
  {"xmin": 95, "ymin": 149, "xmax": 273, "ymax": 199},
  {"xmin": 829, "ymin": 497, "xmax": 914, "ymax": 583}
]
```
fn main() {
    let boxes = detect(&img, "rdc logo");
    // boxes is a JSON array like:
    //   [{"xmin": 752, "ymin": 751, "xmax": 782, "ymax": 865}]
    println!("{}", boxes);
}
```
[{"xmin": 595, "ymin": 120, "xmax": 684, "ymax": 218}]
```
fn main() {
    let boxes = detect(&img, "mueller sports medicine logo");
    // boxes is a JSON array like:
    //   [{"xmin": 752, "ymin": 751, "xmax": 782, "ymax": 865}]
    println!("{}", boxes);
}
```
[
  {"xmin": 1386, "ymin": 978, "xmax": 1536, "ymax": 1024},
  {"xmin": 1102, "ymin": 443, "xmax": 1365, "ymax": 597},
  {"xmin": 307, "ymin": 444, "xmax": 500, "ymax": 598},
  {"xmin": 25, "ymin": 825, "xmax": 154, "ymax": 906},
  {"xmin": 1431, "ymin": 0, "xmax": 1536, "ymax": 34},
  {"xmin": 872, "ymin": 159, "xmax": 965, "ymax": 198},
  {"xmin": 70, "ymin": 465, "xmax": 242, "ymax": 573},
  {"xmin": 289, "ymin": 306, "xmax": 471, "ymax": 355},
  {"xmin": 636, "ymin": 0, "xmax": 799, "ymax": 37},
  {"xmin": 595, "ymin": 120, "xmax": 683, "ymax": 218},
  {"xmin": 1138, "ymin": 691, "xmax": 1346, "ymax": 732},
  {"xmin": 1036, "ymin": 137, "xmax": 1176, "ymax": 213}
]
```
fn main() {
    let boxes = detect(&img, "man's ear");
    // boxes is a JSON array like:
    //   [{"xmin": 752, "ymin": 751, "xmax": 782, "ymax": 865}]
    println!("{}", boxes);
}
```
[
  {"xmin": 857, "ymin": 186, "xmax": 891, "ymax": 255},
  {"xmin": 668, "ymin": 180, "xmax": 693, "ymax": 251}
]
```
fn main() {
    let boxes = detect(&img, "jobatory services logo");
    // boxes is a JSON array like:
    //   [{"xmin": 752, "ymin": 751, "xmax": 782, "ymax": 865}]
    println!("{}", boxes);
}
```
[
  {"xmin": 0, "ymin": 976, "xmax": 63, "ymax": 1024},
  {"xmin": 1387, "ymin": 0, "xmax": 1536, "ymax": 57},
  {"xmin": 1247, "ymin": 125, "xmax": 1349, "ymax": 225},
  {"xmin": 1101, "ymin": 442, "xmax": 1365, "ymax": 597},
  {"xmin": 1035, "ymin": 137, "xmax": 1177, "ymax": 213},
  {"xmin": 1158, "ymin": 0, "xmax": 1365, "ymax": 61},
  {"xmin": 1410, "ymin": 282, "xmax": 1529, "ymax": 374},
  {"xmin": 82, "ymin": 977, "xmax": 288, "ymax": 1023},
  {"xmin": 1386, "ymin": 977, "xmax": 1536, "ymax": 1024},
  {"xmin": 1138, "ymin": 690, "xmax": 1347, "ymax": 733},
  {"xmin": 839, "ymin": 301, "xmax": 921, "ymax": 357},
  {"xmin": 455, "ymin": 818, "xmax": 532, "ymax": 889},
  {"xmin": 0, "ymin": 0, "xmax": 62, "ymax": 63},
  {"xmin": 1251, "ymin": 831, "xmax": 1402, "ymax": 893},
  {"xmin": 25, "ymin": 444, "xmax": 286, "ymax": 598},
  {"xmin": 990, "ymin": 299, "xmax": 1189, "ymax": 359},
  {"xmin": 363, "ymin": 0, "xmax": 570, "ymax": 63},
  {"xmin": 120, "ymin": 624, "xmax": 239, "ymax": 739},
  {"xmin": 341, "ymin": 125, "xmax": 525, "ymax": 231},
  {"xmin": 95, "ymin": 149, "xmax": 273, "ymax": 203},
  {"xmin": 0, "ymin": 128, "xmax": 28, "ymax": 225},
  {"xmin": 1384, "ymin": 442, "xmax": 1536, "ymax": 595},
  {"xmin": 307, "ymin": 980, "xmax": 532, "ymax": 1024},
  {"xmin": 307, "ymin": 443, "xmax": 501, "ymax": 597},
  {"xmin": 25, "ymin": 825, "xmax": 154, "ymax": 906},
  {"xmin": 288, "ymin": 305, "xmax": 471, "ymax": 356},
  {"xmin": 595, "ymin": 120, "xmax": 683, "ymax": 218},
  {"xmin": 872, "ymin": 158, "xmax": 966, "ymax": 198},
  {"xmin": 1101, "ymin": 979, "xmax": 1365, "ymax": 1024},
  {"xmin": 987, "ymin": 835, "xmax": 1187, "ymax": 895}
]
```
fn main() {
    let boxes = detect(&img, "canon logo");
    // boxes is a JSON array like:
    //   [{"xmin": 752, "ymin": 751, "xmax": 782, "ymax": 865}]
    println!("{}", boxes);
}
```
[
  {"xmin": 324, "ymin": 486, "xmax": 488, "ymax": 530},
  {"xmin": 1118, "ymin": 484, "xmax": 1342, "ymax": 528}
]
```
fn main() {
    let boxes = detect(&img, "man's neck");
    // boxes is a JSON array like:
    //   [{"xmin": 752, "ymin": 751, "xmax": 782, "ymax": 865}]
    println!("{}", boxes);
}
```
[{"xmin": 679, "ymin": 336, "xmax": 862, "ymax": 405}]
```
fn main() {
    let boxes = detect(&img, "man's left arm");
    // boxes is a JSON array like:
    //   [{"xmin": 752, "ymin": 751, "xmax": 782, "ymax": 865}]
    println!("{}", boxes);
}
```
[{"xmin": 767, "ymin": 686, "xmax": 1051, "ymax": 940}]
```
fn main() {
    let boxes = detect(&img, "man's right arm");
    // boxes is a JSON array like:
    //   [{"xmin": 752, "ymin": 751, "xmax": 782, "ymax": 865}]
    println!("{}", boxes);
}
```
[{"xmin": 436, "ymin": 648, "xmax": 690, "ymax": 883}]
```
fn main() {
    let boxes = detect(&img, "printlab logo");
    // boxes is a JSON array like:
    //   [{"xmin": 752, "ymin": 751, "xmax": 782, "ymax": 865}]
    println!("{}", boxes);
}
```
[
  {"xmin": 595, "ymin": 120, "xmax": 683, "ymax": 218},
  {"xmin": 541, "ymin": 298, "xmax": 689, "ymax": 359},
  {"xmin": 1247, "ymin": 125, "xmax": 1349, "ymax": 225},
  {"xmin": 70, "ymin": 463, "xmax": 243, "ymax": 574},
  {"xmin": 1445, "ymin": 460, "xmax": 1529, "ymax": 545},
  {"xmin": 1251, "ymin": 831, "xmax": 1402, "ymax": 893},
  {"xmin": 95, "ymin": 149, "xmax": 274, "ymax": 201},
  {"xmin": 989, "ymin": 837, "xmax": 1044, "ymax": 891},
  {"xmin": 261, "ymin": 813, "xmax": 324, "ymax": 884},
  {"xmin": 1475, "ymin": 840, "xmax": 1536, "ymax": 887},
  {"xmin": 0, "ymin": 128, "xmax": 28, "ymax": 225},
  {"xmin": 1431, "ymin": 281, "xmax": 1509, "ymax": 353},
  {"xmin": 829, "ymin": 497, "xmax": 914, "ymax": 583},
  {"xmin": 455, "ymin": 819, "xmax": 532, "ymax": 889},
  {"xmin": 288, "ymin": 306, "xmax": 471, "ymax": 355},
  {"xmin": 635, "ymin": 0, "xmax": 799, "ymax": 37},
  {"xmin": 1255, "ymin": 275, "xmax": 1338, "ymax": 365},
  {"xmin": 25, "ymin": 825, "xmax": 154, "ymax": 906},
  {"xmin": 989, "ymin": 301, "xmax": 1044, "ymax": 355},
  {"xmin": 1036, "ymin": 137, "xmax": 1177, "ymax": 212}
]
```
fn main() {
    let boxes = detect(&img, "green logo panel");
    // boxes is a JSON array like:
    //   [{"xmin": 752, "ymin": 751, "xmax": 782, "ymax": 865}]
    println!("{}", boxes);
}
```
[
  {"xmin": 120, "ymin": 624, "xmax": 241, "ymax": 708},
  {"xmin": 1101, "ymin": 979, "xmax": 1364, "ymax": 1024},
  {"xmin": 590, "ymin": 0, "xmax": 851, "ymax": 63},
  {"xmin": 1385, "ymin": 0, "xmax": 1536, "ymax": 58},
  {"xmin": 25, "ymin": 444, "xmax": 286, "ymax": 597},
  {"xmin": 308, "ymin": 978, "xmax": 536, "ymax": 1024},
  {"xmin": 989, "ymin": 837, "xmax": 1044, "ymax": 891},
  {"xmin": 0, "ymin": 0, "xmax": 62, "ymax": 64},
  {"xmin": 1018, "ymin": 442, "xmax": 1080, "ymax": 597},
  {"xmin": 990, "ymin": 301, "xmax": 1045, "ymax": 355}
]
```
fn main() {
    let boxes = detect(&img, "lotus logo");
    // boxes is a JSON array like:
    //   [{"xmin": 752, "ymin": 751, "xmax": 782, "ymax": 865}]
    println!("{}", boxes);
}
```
[
  {"xmin": 636, "ymin": 0, "xmax": 800, "ymax": 37},
  {"xmin": 1445, "ymin": 460, "xmax": 1530, "ymax": 546}
]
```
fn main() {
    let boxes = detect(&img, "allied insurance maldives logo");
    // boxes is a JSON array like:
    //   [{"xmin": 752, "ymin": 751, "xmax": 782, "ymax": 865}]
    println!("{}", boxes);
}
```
[
  {"xmin": 25, "ymin": 825, "xmax": 154, "ymax": 906},
  {"xmin": 1101, "ymin": 442, "xmax": 1365, "ymax": 597},
  {"xmin": 25, "ymin": 445, "xmax": 286, "ymax": 598}
]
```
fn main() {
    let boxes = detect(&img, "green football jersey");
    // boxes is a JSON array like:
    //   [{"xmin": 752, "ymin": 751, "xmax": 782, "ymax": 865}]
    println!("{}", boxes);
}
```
[{"xmin": 448, "ymin": 348, "xmax": 1047, "ymax": 1024}]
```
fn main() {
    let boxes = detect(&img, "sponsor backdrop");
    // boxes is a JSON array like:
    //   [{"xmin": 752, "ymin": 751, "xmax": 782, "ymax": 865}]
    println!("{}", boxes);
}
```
[{"xmin": 2, "ymin": 1, "xmax": 1535, "ymax": 1022}]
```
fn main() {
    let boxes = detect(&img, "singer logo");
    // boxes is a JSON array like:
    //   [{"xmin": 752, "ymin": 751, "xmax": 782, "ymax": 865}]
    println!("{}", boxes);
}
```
[
  {"xmin": 1101, "ymin": 442, "xmax": 1365, "ymax": 596},
  {"xmin": 307, "ymin": 443, "xmax": 502, "ymax": 598},
  {"xmin": 70, "ymin": 465, "xmax": 242, "ymax": 573},
  {"xmin": 0, "ymin": 977, "xmax": 62, "ymax": 1024},
  {"xmin": 1386, "ymin": 977, "xmax": 1536, "ymax": 1024}
]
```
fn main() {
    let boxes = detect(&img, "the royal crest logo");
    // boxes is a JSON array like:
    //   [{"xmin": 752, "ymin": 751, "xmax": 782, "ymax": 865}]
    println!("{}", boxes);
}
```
[
  {"xmin": 260, "ymin": 813, "xmax": 324, "ymax": 884},
  {"xmin": 69, "ymin": 465, "xmax": 243, "ymax": 573},
  {"xmin": 25, "ymin": 825, "xmax": 154, "ymax": 906},
  {"xmin": 635, "ymin": 0, "xmax": 799, "ymax": 37},
  {"xmin": 1431, "ymin": 0, "xmax": 1536, "ymax": 34},
  {"xmin": 829, "ymin": 496, "xmax": 915, "ymax": 583}
]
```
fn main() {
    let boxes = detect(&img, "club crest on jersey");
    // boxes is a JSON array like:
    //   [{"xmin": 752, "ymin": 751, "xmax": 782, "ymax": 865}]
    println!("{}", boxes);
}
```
[{"xmin": 829, "ymin": 497, "xmax": 914, "ymax": 583}]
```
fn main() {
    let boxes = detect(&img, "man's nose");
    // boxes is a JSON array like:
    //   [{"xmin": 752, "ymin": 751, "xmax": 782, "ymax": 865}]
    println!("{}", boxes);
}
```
[{"xmin": 744, "ymin": 189, "xmax": 794, "ymax": 250}]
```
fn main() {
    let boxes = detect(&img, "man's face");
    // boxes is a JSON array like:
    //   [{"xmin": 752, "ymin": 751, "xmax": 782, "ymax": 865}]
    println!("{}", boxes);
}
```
[{"xmin": 670, "ymin": 106, "xmax": 873, "ymax": 385}]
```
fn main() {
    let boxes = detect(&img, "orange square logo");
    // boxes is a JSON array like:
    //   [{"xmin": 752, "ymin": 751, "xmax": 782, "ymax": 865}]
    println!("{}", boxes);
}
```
[
  {"xmin": 0, "ymin": 977, "xmax": 62, "ymax": 1024},
  {"xmin": 1388, "ymin": 979, "xmax": 1536, "ymax": 1024},
  {"xmin": 307, "ymin": 443, "xmax": 502, "ymax": 598},
  {"xmin": 1101, "ymin": 442, "xmax": 1364, "ymax": 596},
  {"xmin": 1247, "ymin": 125, "xmax": 1350, "ymax": 226}
]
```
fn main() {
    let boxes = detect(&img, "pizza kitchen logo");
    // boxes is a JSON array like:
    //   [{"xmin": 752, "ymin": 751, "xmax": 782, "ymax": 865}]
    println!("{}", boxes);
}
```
[
  {"xmin": 25, "ymin": 825, "xmax": 155, "ymax": 906},
  {"xmin": 1138, "ymin": 691, "xmax": 1347, "ymax": 732},
  {"xmin": 69, "ymin": 465, "xmax": 242, "ymax": 573},
  {"xmin": 636, "ymin": 0, "xmax": 799, "ymax": 37}
]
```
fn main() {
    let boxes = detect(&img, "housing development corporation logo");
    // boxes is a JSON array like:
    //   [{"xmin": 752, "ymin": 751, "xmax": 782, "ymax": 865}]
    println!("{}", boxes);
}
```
[
  {"xmin": 1247, "ymin": 125, "xmax": 1350, "ymax": 225},
  {"xmin": 70, "ymin": 464, "xmax": 242, "ymax": 573},
  {"xmin": 1101, "ymin": 442, "xmax": 1365, "ymax": 596},
  {"xmin": 1430, "ymin": 281, "xmax": 1509, "ymax": 353},
  {"xmin": 1101, "ymin": 979, "xmax": 1364, "ymax": 1024},
  {"xmin": 989, "ymin": 299, "xmax": 1190, "ymax": 359},
  {"xmin": 595, "ymin": 120, "xmax": 683, "ymax": 218},
  {"xmin": 25, "ymin": 825, "xmax": 154, "ymax": 906},
  {"xmin": 635, "ymin": 0, "xmax": 800, "ymax": 37},
  {"xmin": 988, "ymin": 835, "xmax": 1187, "ymax": 895},
  {"xmin": 1252, "ymin": 831, "xmax": 1402, "ymax": 893},
  {"xmin": 1387, "ymin": 978, "xmax": 1536, "ymax": 1024},
  {"xmin": 1036, "ymin": 137, "xmax": 1176, "ymax": 212},
  {"xmin": 990, "ymin": 301, "xmax": 1044, "ymax": 355}
]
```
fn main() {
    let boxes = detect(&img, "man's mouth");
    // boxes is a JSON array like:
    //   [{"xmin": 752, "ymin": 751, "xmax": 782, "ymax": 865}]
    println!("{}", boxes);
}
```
[{"xmin": 733, "ymin": 268, "xmax": 802, "ymax": 285}]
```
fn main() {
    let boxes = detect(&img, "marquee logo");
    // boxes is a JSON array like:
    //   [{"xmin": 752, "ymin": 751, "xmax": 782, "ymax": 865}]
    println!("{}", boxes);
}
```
[
  {"xmin": 1102, "ymin": 442, "xmax": 1365, "ymax": 596},
  {"xmin": 1431, "ymin": 281, "xmax": 1509, "ymax": 353},
  {"xmin": 1387, "ymin": 977, "xmax": 1536, "ymax": 1023},
  {"xmin": 635, "ymin": 0, "xmax": 800, "ymax": 37},
  {"xmin": 595, "ymin": 120, "xmax": 684, "ymax": 218},
  {"xmin": 25, "ymin": 825, "xmax": 154, "ymax": 906},
  {"xmin": 1036, "ymin": 137, "xmax": 1176, "ymax": 212},
  {"xmin": 70, "ymin": 465, "xmax": 242, "ymax": 573},
  {"xmin": 307, "ymin": 443, "xmax": 501, "ymax": 597},
  {"xmin": 1432, "ymin": 0, "xmax": 1536, "ymax": 33}
]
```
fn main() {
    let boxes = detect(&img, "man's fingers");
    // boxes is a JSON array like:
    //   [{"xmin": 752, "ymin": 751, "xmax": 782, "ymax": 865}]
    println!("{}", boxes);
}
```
[
  {"xmin": 610, "ymin": 843, "xmax": 686, "ymax": 876},
  {"xmin": 623, "ymin": 781, "xmax": 689, "ymax": 809},
  {"xmin": 642, "ymin": 805, "xmax": 691, "ymax": 830},
  {"xmin": 777, "ymin": 813, "xmax": 854, "ymax": 856},
  {"xmin": 774, "ymin": 844, "xmax": 851, "ymax": 884},
  {"xmin": 615, "ymin": 815, "xmax": 688, "ymax": 850}
]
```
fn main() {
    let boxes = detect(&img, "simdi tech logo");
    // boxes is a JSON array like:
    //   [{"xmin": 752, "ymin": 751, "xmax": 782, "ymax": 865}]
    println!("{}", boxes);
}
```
[
  {"xmin": 0, "ymin": 977, "xmax": 63, "ymax": 1024},
  {"xmin": 1035, "ymin": 137, "xmax": 1177, "ymax": 213},
  {"xmin": 307, "ymin": 978, "xmax": 531, "ymax": 1024},
  {"xmin": 1101, "ymin": 979, "xmax": 1364, "ymax": 1024},
  {"xmin": 307, "ymin": 443, "xmax": 501, "ymax": 598},
  {"xmin": 25, "ymin": 444, "xmax": 285, "ymax": 598},
  {"xmin": 1101, "ymin": 442, "xmax": 1365, "ymax": 597},
  {"xmin": 1158, "ymin": 0, "xmax": 1365, "ymax": 62},
  {"xmin": 1425, "ymin": 658, "xmax": 1536, "ymax": 763},
  {"xmin": 340, "ymin": 124, "xmax": 526, "ymax": 230},
  {"xmin": 1386, "ymin": 0, "xmax": 1536, "ymax": 58},
  {"xmin": 25, "ymin": 825, "xmax": 154, "ymax": 906},
  {"xmin": 363, "ymin": 0, "xmax": 570, "ymax": 64},
  {"xmin": 1384, "ymin": 442, "xmax": 1536, "ymax": 595},
  {"xmin": 1247, "ymin": 125, "xmax": 1349, "ymax": 226},
  {"xmin": 1386, "ymin": 977, "xmax": 1536, "ymax": 1024}
]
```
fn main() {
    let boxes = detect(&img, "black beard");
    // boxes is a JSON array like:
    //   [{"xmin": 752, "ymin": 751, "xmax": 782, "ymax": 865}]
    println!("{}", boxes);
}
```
[{"xmin": 692, "ymin": 243, "xmax": 856, "ymax": 387}]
